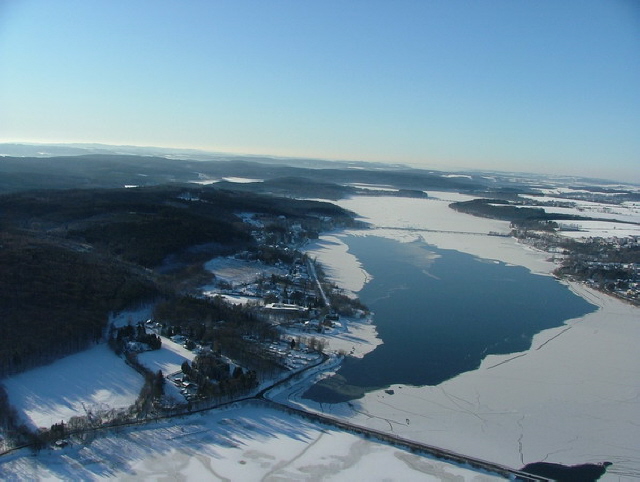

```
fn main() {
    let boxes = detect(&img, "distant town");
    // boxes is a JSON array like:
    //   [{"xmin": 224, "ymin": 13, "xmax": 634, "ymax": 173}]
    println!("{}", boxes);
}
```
[{"xmin": 451, "ymin": 192, "xmax": 640, "ymax": 305}]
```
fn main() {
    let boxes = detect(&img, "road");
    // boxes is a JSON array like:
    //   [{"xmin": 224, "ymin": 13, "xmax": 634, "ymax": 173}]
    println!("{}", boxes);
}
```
[
  {"xmin": 376, "ymin": 226, "xmax": 507, "ymax": 237},
  {"xmin": 0, "ymin": 350, "xmax": 547, "ymax": 480},
  {"xmin": 306, "ymin": 258, "xmax": 330, "ymax": 307},
  {"xmin": 258, "ymin": 358, "xmax": 547, "ymax": 481}
]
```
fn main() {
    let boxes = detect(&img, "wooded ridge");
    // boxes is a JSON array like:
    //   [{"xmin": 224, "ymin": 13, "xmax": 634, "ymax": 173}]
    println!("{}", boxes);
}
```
[{"xmin": 0, "ymin": 184, "xmax": 356, "ymax": 378}]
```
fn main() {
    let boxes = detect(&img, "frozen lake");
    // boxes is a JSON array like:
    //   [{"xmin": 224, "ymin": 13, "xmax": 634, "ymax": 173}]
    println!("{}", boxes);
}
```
[
  {"xmin": 298, "ymin": 194, "xmax": 640, "ymax": 478},
  {"xmin": 304, "ymin": 234, "xmax": 596, "ymax": 402}
]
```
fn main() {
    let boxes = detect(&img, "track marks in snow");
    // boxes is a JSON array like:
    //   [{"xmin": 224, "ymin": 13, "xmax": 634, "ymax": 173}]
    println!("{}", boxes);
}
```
[
  {"xmin": 438, "ymin": 387, "xmax": 485, "ymax": 423},
  {"xmin": 259, "ymin": 430, "xmax": 326, "ymax": 481},
  {"xmin": 347, "ymin": 403, "xmax": 408, "ymax": 432}
]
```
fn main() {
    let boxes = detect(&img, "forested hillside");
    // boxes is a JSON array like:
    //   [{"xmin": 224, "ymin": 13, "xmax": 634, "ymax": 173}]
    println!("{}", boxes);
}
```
[
  {"xmin": 0, "ymin": 184, "xmax": 356, "ymax": 377},
  {"xmin": 0, "ymin": 232, "xmax": 159, "ymax": 377},
  {"xmin": 449, "ymin": 198, "xmax": 594, "ymax": 230},
  {"xmin": 0, "ymin": 154, "xmax": 485, "ymax": 195}
]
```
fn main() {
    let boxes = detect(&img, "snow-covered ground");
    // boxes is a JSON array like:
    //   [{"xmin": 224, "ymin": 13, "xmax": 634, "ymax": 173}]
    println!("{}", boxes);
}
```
[
  {"xmin": 347, "ymin": 182, "xmax": 399, "ymax": 192},
  {"xmin": 191, "ymin": 176, "xmax": 264, "ymax": 185},
  {"xmin": 0, "ymin": 404, "xmax": 502, "ymax": 481},
  {"xmin": 538, "ymin": 186, "xmax": 639, "ymax": 198},
  {"xmin": 222, "ymin": 176, "xmax": 263, "ymax": 183},
  {"xmin": 3, "ymin": 344, "xmax": 143, "ymax": 430},
  {"xmin": 138, "ymin": 337, "xmax": 197, "ymax": 377},
  {"xmin": 515, "ymin": 193, "xmax": 640, "ymax": 241},
  {"xmin": 137, "ymin": 337, "xmax": 198, "ymax": 402},
  {"xmin": 201, "ymin": 292, "xmax": 264, "ymax": 306},
  {"xmin": 306, "ymin": 234, "xmax": 371, "ymax": 296},
  {"xmin": 204, "ymin": 257, "xmax": 287, "ymax": 286},
  {"xmin": 109, "ymin": 304, "xmax": 154, "ymax": 329},
  {"xmin": 3, "ymin": 307, "xmax": 197, "ymax": 428},
  {"xmin": 519, "ymin": 194, "xmax": 640, "ymax": 225},
  {"xmin": 299, "ymin": 194, "xmax": 640, "ymax": 480},
  {"xmin": 4, "ymin": 191, "xmax": 638, "ymax": 479},
  {"xmin": 556, "ymin": 220, "xmax": 640, "ymax": 239}
]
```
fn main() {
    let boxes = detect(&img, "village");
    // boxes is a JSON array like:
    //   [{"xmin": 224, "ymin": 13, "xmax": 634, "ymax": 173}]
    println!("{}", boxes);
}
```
[
  {"xmin": 108, "ymin": 210, "xmax": 368, "ymax": 409},
  {"xmin": 112, "ymin": 201, "xmax": 639, "ymax": 411},
  {"xmin": 512, "ymin": 227, "xmax": 640, "ymax": 305}
]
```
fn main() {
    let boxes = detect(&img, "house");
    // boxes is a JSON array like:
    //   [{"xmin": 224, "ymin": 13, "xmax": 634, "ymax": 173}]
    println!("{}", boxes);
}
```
[{"xmin": 263, "ymin": 302, "xmax": 306, "ymax": 313}]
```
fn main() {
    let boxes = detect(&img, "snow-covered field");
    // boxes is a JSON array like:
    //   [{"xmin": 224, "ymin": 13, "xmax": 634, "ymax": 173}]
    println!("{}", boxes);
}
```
[
  {"xmin": 137, "ymin": 337, "xmax": 198, "ymax": 402},
  {"xmin": 517, "ymin": 193, "xmax": 640, "ymax": 240},
  {"xmin": 207, "ymin": 293, "xmax": 264, "ymax": 305},
  {"xmin": 347, "ymin": 182, "xmax": 399, "ymax": 192},
  {"xmin": 138, "ymin": 337, "xmax": 196, "ymax": 378},
  {"xmin": 520, "ymin": 194, "xmax": 640, "ymax": 223},
  {"xmin": 191, "ymin": 176, "xmax": 264, "ymax": 185},
  {"xmin": 556, "ymin": 220, "xmax": 640, "ymax": 239},
  {"xmin": 3, "ymin": 344, "xmax": 143, "ymax": 430},
  {"xmin": 109, "ymin": 305, "xmax": 153, "ymax": 329},
  {"xmin": 2, "ymin": 307, "xmax": 195, "ymax": 428},
  {"xmin": 0, "ymin": 404, "xmax": 502, "ymax": 481},
  {"xmin": 300, "ymin": 194, "xmax": 640, "ymax": 480},
  {"xmin": 204, "ymin": 257, "xmax": 287, "ymax": 286}
]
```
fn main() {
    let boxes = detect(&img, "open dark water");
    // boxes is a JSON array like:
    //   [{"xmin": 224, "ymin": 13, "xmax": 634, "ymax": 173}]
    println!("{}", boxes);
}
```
[{"xmin": 303, "ymin": 235, "xmax": 597, "ymax": 403}]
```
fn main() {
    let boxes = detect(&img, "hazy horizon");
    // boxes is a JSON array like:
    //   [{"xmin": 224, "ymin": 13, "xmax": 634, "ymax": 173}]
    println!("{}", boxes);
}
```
[
  {"xmin": 2, "ymin": 140, "xmax": 640, "ymax": 186},
  {"xmin": 1, "ymin": 1, "xmax": 638, "ymax": 182}
]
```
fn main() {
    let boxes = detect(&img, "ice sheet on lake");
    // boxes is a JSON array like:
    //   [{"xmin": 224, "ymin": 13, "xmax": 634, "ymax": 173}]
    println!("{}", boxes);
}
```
[{"xmin": 298, "ymin": 195, "xmax": 640, "ymax": 480}]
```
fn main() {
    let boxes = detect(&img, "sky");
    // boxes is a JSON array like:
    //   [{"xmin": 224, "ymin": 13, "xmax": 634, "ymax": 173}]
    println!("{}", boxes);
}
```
[{"xmin": 1, "ymin": 1, "xmax": 639, "ymax": 182}]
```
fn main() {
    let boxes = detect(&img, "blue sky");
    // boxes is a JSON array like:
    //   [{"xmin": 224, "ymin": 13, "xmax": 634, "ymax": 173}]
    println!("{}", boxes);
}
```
[{"xmin": 1, "ymin": 1, "xmax": 638, "ymax": 181}]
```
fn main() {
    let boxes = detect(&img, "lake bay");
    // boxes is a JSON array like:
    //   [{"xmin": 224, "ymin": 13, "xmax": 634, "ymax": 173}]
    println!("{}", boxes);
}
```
[{"xmin": 304, "ymin": 235, "xmax": 597, "ymax": 403}]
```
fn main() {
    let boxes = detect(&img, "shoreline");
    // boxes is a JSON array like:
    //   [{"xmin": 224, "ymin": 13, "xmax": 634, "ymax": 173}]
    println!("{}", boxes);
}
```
[
  {"xmin": 295, "ymin": 195, "xmax": 640, "ymax": 479},
  {"xmin": 2, "ymin": 194, "xmax": 637, "ymax": 479}
]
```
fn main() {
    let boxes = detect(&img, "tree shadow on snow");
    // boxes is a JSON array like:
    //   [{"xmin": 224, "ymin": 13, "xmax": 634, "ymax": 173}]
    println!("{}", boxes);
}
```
[{"xmin": 10, "ymin": 405, "xmax": 317, "ymax": 480}]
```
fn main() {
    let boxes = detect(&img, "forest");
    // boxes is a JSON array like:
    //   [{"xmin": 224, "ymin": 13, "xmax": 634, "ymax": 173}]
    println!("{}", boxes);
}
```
[
  {"xmin": 450, "ymin": 198, "xmax": 596, "ymax": 231},
  {"xmin": 0, "ymin": 154, "xmax": 486, "ymax": 195},
  {"xmin": 0, "ymin": 184, "xmax": 356, "ymax": 378}
]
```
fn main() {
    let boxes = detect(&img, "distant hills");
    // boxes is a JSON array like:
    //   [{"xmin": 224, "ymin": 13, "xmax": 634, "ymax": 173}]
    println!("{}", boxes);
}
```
[
  {"xmin": 2, "ymin": 143, "xmax": 636, "ymax": 197},
  {"xmin": 0, "ymin": 153, "xmax": 484, "ymax": 196},
  {"xmin": 1, "ymin": 142, "xmax": 638, "ymax": 385},
  {"xmin": 0, "ymin": 146, "xmax": 505, "ymax": 198}
]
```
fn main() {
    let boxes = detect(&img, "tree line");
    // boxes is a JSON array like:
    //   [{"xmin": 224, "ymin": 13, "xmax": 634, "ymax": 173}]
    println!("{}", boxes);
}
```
[{"xmin": 0, "ymin": 184, "xmax": 358, "ymax": 377}]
